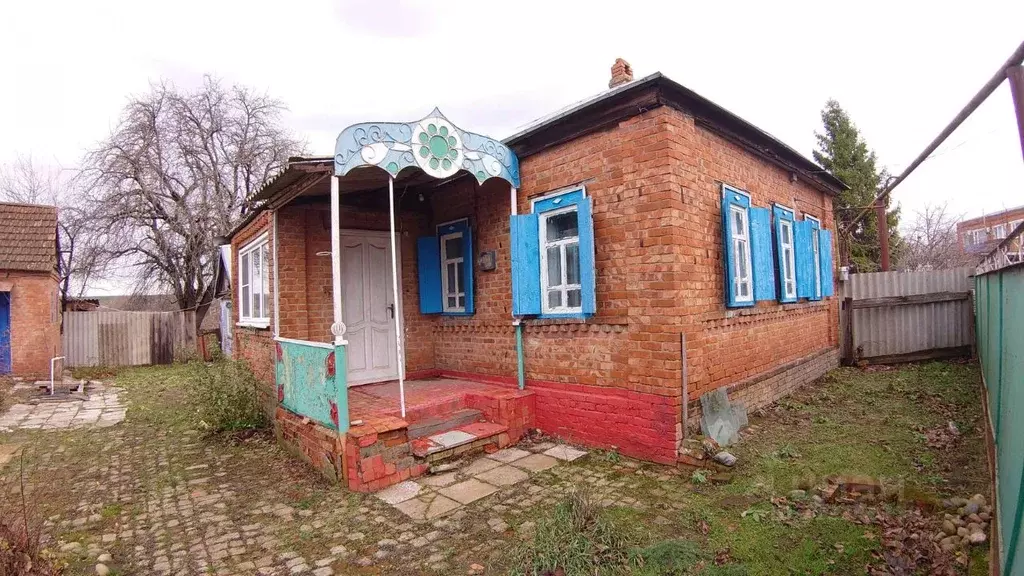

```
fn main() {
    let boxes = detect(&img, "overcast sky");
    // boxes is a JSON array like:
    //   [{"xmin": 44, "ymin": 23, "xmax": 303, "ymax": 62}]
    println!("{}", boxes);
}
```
[{"xmin": 2, "ymin": 0, "xmax": 1022, "ymax": 228}]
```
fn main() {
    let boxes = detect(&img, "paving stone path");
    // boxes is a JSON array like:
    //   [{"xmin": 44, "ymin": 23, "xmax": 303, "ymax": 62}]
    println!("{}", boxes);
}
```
[
  {"xmin": 0, "ymin": 376, "xmax": 684, "ymax": 576},
  {"xmin": 0, "ymin": 383, "xmax": 125, "ymax": 431}
]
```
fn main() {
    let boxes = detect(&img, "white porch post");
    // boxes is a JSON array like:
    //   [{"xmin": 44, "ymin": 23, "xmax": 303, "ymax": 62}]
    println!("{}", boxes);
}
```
[
  {"xmin": 387, "ymin": 177, "xmax": 407, "ymax": 417},
  {"xmin": 330, "ymin": 176, "xmax": 345, "ymax": 344}
]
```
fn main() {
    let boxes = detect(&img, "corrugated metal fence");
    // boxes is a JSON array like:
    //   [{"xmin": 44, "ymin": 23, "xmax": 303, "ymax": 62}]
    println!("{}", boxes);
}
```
[
  {"xmin": 62, "ymin": 310, "xmax": 197, "ymax": 367},
  {"xmin": 841, "ymin": 267, "xmax": 975, "ymax": 363},
  {"xmin": 975, "ymin": 232, "xmax": 1024, "ymax": 573}
]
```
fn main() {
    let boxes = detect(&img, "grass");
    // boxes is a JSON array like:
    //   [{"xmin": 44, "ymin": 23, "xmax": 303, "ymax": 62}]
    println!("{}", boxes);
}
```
[
  {"xmin": 503, "ymin": 361, "xmax": 989, "ymax": 575},
  {"xmin": 0, "ymin": 360, "xmax": 990, "ymax": 575}
]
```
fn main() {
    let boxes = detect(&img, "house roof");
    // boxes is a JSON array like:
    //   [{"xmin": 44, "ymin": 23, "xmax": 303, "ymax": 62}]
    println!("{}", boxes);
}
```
[
  {"xmin": 505, "ymin": 72, "xmax": 848, "ymax": 195},
  {"xmin": 0, "ymin": 202, "xmax": 58, "ymax": 273},
  {"xmin": 227, "ymin": 69, "xmax": 848, "ymax": 240}
]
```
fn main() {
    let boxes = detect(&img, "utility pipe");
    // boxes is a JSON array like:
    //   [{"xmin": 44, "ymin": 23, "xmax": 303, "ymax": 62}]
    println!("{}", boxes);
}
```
[
  {"xmin": 330, "ymin": 176, "xmax": 345, "ymax": 344},
  {"xmin": 49, "ymin": 356, "xmax": 65, "ymax": 395},
  {"xmin": 509, "ymin": 186, "xmax": 527, "ymax": 391},
  {"xmin": 387, "ymin": 177, "xmax": 406, "ymax": 418}
]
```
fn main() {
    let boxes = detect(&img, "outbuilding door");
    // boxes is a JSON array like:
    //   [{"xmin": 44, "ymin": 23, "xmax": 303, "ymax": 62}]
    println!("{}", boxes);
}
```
[
  {"xmin": 0, "ymin": 292, "xmax": 11, "ymax": 375},
  {"xmin": 340, "ymin": 230, "xmax": 401, "ymax": 386}
]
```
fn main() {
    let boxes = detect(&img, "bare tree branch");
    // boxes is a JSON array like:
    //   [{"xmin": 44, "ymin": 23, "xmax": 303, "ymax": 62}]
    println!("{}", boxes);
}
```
[
  {"xmin": 900, "ymin": 202, "xmax": 974, "ymax": 270},
  {"xmin": 82, "ymin": 77, "xmax": 304, "ymax": 327}
]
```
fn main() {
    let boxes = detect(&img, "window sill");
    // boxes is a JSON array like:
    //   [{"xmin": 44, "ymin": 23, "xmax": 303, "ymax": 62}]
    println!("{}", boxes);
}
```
[{"xmin": 236, "ymin": 320, "xmax": 271, "ymax": 330}]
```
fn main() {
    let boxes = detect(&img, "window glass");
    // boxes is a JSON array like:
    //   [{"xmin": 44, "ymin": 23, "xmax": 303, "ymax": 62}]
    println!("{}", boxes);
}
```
[
  {"xmin": 546, "ymin": 246, "xmax": 562, "ymax": 287},
  {"xmin": 567, "ymin": 288, "xmax": 581, "ymax": 308},
  {"xmin": 439, "ymin": 230, "xmax": 466, "ymax": 312},
  {"xmin": 546, "ymin": 211, "xmax": 578, "ymax": 240},
  {"xmin": 444, "ymin": 236, "xmax": 463, "ymax": 257},
  {"xmin": 565, "ymin": 244, "xmax": 580, "ymax": 285},
  {"xmin": 547, "ymin": 290, "xmax": 562, "ymax": 309}
]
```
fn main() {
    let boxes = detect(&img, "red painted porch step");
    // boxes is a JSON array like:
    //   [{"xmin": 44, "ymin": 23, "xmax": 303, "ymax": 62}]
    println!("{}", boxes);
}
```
[
  {"xmin": 411, "ymin": 421, "xmax": 508, "ymax": 460},
  {"xmin": 407, "ymin": 408, "xmax": 484, "ymax": 440}
]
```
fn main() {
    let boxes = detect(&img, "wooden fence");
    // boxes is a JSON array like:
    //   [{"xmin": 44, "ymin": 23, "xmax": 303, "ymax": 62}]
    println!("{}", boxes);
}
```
[
  {"xmin": 840, "ymin": 267, "xmax": 975, "ymax": 364},
  {"xmin": 62, "ymin": 310, "xmax": 198, "ymax": 367}
]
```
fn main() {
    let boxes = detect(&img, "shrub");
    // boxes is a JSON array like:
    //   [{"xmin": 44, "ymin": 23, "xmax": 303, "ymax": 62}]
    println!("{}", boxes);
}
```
[{"xmin": 185, "ymin": 360, "xmax": 267, "ymax": 432}]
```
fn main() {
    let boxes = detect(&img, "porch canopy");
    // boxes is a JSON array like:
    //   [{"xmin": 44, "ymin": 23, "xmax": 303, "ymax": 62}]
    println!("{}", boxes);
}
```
[{"xmin": 328, "ymin": 109, "xmax": 520, "ymax": 418}]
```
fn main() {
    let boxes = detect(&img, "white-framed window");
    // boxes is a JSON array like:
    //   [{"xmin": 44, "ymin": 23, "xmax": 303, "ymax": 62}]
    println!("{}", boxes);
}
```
[
  {"xmin": 779, "ymin": 218, "xmax": 796, "ymax": 300},
  {"xmin": 540, "ymin": 206, "xmax": 582, "ymax": 314},
  {"xmin": 238, "ymin": 234, "xmax": 270, "ymax": 326},
  {"xmin": 729, "ymin": 204, "xmax": 753, "ymax": 303},
  {"xmin": 994, "ymin": 224, "xmax": 1007, "ymax": 239},
  {"xmin": 806, "ymin": 215, "xmax": 822, "ymax": 298},
  {"xmin": 440, "ymin": 231, "xmax": 466, "ymax": 312}
]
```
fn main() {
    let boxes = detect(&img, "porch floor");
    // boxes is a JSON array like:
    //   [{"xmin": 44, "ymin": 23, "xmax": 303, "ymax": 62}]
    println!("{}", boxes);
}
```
[{"xmin": 348, "ymin": 377, "xmax": 520, "ymax": 425}]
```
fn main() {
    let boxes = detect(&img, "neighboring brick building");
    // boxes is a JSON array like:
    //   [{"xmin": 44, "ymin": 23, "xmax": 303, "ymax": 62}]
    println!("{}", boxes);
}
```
[
  {"xmin": 958, "ymin": 204, "xmax": 1024, "ymax": 263},
  {"xmin": 0, "ymin": 202, "xmax": 61, "ymax": 377},
  {"xmin": 226, "ymin": 59, "xmax": 845, "ymax": 490}
]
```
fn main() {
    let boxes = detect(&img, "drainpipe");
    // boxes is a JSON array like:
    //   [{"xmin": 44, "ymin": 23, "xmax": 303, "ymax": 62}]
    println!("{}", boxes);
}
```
[{"xmin": 510, "ymin": 186, "xmax": 525, "ymax": 391}]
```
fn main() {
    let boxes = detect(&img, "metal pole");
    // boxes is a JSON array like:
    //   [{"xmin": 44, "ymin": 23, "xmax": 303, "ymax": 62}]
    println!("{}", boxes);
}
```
[
  {"xmin": 330, "ymin": 176, "xmax": 344, "ymax": 344},
  {"xmin": 510, "ymin": 186, "xmax": 527, "ymax": 391},
  {"xmin": 844, "ymin": 40, "xmax": 1024, "ymax": 235},
  {"xmin": 876, "ymin": 200, "xmax": 890, "ymax": 271},
  {"xmin": 1008, "ymin": 65, "xmax": 1024, "ymax": 162},
  {"xmin": 387, "ymin": 177, "xmax": 406, "ymax": 418}
]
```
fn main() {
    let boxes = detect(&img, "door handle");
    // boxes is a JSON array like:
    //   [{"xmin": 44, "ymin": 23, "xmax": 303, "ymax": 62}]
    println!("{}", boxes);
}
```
[{"xmin": 387, "ymin": 303, "xmax": 395, "ymax": 319}]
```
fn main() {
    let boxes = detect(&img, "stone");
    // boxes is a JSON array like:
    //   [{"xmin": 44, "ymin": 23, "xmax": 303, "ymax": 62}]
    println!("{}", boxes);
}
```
[
  {"xmin": 313, "ymin": 568, "xmax": 333, "ymax": 576},
  {"xmin": 95, "ymin": 564, "xmax": 110, "ymax": 576},
  {"xmin": 430, "ymin": 430, "xmax": 476, "ymax": 448},
  {"xmin": 469, "ymin": 563, "xmax": 485, "ymax": 574},
  {"xmin": 355, "ymin": 557, "xmax": 373, "ymax": 567},
  {"xmin": 97, "ymin": 553, "xmax": 112, "ymax": 562},
  {"xmin": 957, "ymin": 527, "xmax": 969, "ymax": 538},
  {"xmin": 395, "ymin": 494, "xmax": 461, "ymax": 520},
  {"xmin": 789, "ymin": 489, "xmax": 807, "ymax": 501},
  {"xmin": 60, "ymin": 541, "xmax": 83, "ymax": 553},
  {"xmin": 487, "ymin": 448, "xmax": 530, "ymax": 463},
  {"xmin": 969, "ymin": 531, "xmax": 987, "ymax": 545},
  {"xmin": 329, "ymin": 545, "xmax": 348, "ymax": 556},
  {"xmin": 377, "ymin": 538, "xmax": 398, "ymax": 548},
  {"xmin": 439, "ymin": 479, "xmax": 499, "ymax": 505},
  {"xmin": 475, "ymin": 465, "xmax": 529, "ymax": 487},
  {"xmin": 942, "ymin": 520, "xmax": 957, "ymax": 536},
  {"xmin": 543, "ymin": 445, "xmax": 588, "ymax": 462},
  {"xmin": 511, "ymin": 453, "xmax": 559, "ymax": 473},
  {"xmin": 963, "ymin": 502, "xmax": 980, "ymax": 515},
  {"xmin": 375, "ymin": 481, "xmax": 421, "ymax": 505}
]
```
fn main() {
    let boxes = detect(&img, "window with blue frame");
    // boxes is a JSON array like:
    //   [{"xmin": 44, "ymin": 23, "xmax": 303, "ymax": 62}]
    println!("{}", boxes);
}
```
[
  {"xmin": 722, "ymin": 184, "xmax": 775, "ymax": 307},
  {"xmin": 772, "ymin": 204, "xmax": 798, "ymax": 303},
  {"xmin": 510, "ymin": 187, "xmax": 596, "ymax": 318},
  {"xmin": 417, "ymin": 219, "xmax": 474, "ymax": 315},
  {"xmin": 793, "ymin": 214, "xmax": 834, "ymax": 301}
]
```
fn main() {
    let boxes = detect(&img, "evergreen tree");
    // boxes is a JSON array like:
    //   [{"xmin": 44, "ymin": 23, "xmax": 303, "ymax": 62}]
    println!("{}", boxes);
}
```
[{"xmin": 813, "ymin": 100, "xmax": 901, "ymax": 271}]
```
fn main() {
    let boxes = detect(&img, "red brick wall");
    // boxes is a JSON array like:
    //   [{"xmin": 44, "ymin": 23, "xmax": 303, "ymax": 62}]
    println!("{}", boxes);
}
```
[
  {"xmin": 2, "ymin": 270, "xmax": 60, "ymax": 377},
  {"xmin": 231, "ymin": 213, "xmax": 276, "ymax": 407}
]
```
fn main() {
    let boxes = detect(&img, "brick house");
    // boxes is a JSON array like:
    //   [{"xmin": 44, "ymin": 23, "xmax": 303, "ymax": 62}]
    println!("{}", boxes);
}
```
[
  {"xmin": 0, "ymin": 202, "xmax": 62, "ymax": 377},
  {"xmin": 958, "ymin": 204, "xmax": 1024, "ymax": 263},
  {"xmin": 225, "ymin": 60, "xmax": 845, "ymax": 491}
]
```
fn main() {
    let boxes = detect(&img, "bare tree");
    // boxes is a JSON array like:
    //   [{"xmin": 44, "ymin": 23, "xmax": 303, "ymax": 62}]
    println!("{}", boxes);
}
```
[
  {"xmin": 900, "ymin": 202, "xmax": 973, "ymax": 270},
  {"xmin": 0, "ymin": 155, "xmax": 99, "ymax": 310},
  {"xmin": 83, "ymin": 77, "xmax": 303, "ymax": 327}
]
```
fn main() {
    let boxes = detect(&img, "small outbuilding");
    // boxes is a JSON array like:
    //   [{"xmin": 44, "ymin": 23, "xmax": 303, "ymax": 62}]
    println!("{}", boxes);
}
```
[{"xmin": 0, "ymin": 202, "xmax": 61, "ymax": 377}]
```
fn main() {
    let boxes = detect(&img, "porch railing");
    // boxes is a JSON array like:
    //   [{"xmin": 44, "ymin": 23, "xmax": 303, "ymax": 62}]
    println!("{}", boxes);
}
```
[{"xmin": 274, "ymin": 337, "xmax": 348, "ymax": 432}]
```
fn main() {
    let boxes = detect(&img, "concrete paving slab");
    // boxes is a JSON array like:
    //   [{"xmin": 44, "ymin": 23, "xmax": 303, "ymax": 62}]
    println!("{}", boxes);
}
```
[
  {"xmin": 417, "ymin": 472, "xmax": 458, "ymax": 488},
  {"xmin": 511, "ymin": 453, "xmax": 559, "ymax": 473},
  {"xmin": 429, "ymin": 430, "xmax": 475, "ymax": 448},
  {"xmin": 474, "ymin": 465, "xmax": 529, "ymax": 487},
  {"xmin": 375, "ymin": 481, "xmax": 421, "ymax": 505},
  {"xmin": 487, "ymin": 448, "xmax": 530, "ymax": 463},
  {"xmin": 438, "ymin": 479, "xmax": 498, "ymax": 505},
  {"xmin": 462, "ymin": 456, "xmax": 502, "ymax": 475},
  {"xmin": 543, "ymin": 445, "xmax": 588, "ymax": 462}
]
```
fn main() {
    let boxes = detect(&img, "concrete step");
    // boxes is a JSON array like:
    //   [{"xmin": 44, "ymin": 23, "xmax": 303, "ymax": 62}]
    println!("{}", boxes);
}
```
[
  {"xmin": 410, "ymin": 421, "xmax": 509, "ymax": 461},
  {"xmin": 407, "ymin": 408, "xmax": 484, "ymax": 440}
]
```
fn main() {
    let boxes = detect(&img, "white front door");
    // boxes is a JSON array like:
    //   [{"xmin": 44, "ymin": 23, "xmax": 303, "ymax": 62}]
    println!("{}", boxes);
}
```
[{"xmin": 340, "ymin": 230, "xmax": 400, "ymax": 386}]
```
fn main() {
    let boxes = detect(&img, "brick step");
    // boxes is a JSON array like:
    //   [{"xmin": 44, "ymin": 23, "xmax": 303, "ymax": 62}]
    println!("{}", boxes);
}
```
[
  {"xmin": 411, "ymin": 421, "xmax": 509, "ymax": 462},
  {"xmin": 407, "ymin": 408, "xmax": 484, "ymax": 440}
]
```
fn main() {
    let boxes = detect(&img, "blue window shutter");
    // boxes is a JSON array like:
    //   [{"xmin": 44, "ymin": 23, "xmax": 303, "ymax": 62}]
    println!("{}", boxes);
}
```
[
  {"xmin": 749, "ymin": 207, "xmax": 775, "ymax": 301},
  {"xmin": 819, "ymin": 229, "xmax": 834, "ymax": 297},
  {"xmin": 578, "ymin": 197, "xmax": 597, "ymax": 315},
  {"xmin": 510, "ymin": 214, "xmax": 541, "ymax": 316},
  {"xmin": 462, "ymin": 224, "xmax": 475, "ymax": 314},
  {"xmin": 416, "ymin": 236, "xmax": 442, "ymax": 314},
  {"xmin": 794, "ymin": 220, "xmax": 814, "ymax": 299}
]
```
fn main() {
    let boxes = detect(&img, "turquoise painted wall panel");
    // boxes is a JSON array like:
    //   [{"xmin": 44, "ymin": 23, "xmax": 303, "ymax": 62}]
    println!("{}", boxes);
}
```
[{"xmin": 275, "ymin": 340, "xmax": 348, "ymax": 432}]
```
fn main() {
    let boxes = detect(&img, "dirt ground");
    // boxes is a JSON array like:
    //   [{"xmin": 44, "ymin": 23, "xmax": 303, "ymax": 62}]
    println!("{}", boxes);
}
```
[{"xmin": 0, "ymin": 360, "xmax": 991, "ymax": 575}]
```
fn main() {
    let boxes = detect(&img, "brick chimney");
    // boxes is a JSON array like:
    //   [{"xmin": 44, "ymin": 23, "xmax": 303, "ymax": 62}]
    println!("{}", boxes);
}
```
[{"xmin": 608, "ymin": 58, "xmax": 633, "ymax": 88}]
